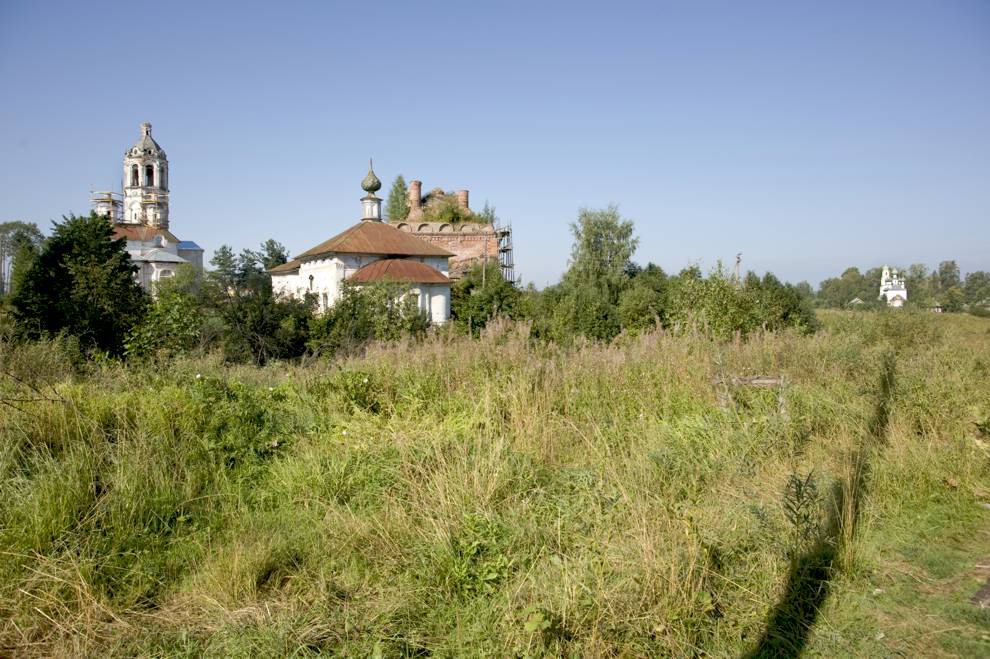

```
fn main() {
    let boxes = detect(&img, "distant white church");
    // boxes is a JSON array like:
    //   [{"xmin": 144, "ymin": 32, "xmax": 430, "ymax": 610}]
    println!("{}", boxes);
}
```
[
  {"xmin": 879, "ymin": 266, "xmax": 907, "ymax": 307},
  {"xmin": 270, "ymin": 164, "xmax": 453, "ymax": 324},
  {"xmin": 91, "ymin": 123, "xmax": 203, "ymax": 290}
]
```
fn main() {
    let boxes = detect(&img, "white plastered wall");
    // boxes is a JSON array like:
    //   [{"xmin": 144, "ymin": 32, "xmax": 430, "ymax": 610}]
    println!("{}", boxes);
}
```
[{"xmin": 270, "ymin": 252, "xmax": 451, "ymax": 323}]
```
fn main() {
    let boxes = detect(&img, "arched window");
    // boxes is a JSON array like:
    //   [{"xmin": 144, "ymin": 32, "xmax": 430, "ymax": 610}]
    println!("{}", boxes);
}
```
[
  {"xmin": 145, "ymin": 164, "xmax": 155, "ymax": 187},
  {"xmin": 130, "ymin": 165, "xmax": 139, "ymax": 187}
]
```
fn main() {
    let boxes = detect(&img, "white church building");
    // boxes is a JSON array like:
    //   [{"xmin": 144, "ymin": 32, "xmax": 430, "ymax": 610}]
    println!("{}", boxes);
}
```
[
  {"xmin": 90, "ymin": 123, "xmax": 203, "ymax": 290},
  {"xmin": 270, "ymin": 164, "xmax": 453, "ymax": 324},
  {"xmin": 879, "ymin": 266, "xmax": 907, "ymax": 307}
]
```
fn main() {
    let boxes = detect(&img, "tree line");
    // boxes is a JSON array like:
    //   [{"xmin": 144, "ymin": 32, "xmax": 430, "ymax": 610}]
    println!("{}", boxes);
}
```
[
  {"xmin": 814, "ymin": 261, "xmax": 990, "ymax": 312},
  {"xmin": 14, "ymin": 206, "xmax": 973, "ymax": 367}
]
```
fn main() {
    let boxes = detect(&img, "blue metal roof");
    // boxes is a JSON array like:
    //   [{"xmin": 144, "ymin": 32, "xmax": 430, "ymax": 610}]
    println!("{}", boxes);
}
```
[{"xmin": 177, "ymin": 241, "xmax": 203, "ymax": 251}]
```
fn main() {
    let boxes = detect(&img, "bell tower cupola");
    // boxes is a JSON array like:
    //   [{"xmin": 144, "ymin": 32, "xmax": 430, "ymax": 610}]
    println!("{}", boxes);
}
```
[{"xmin": 122, "ymin": 122, "xmax": 170, "ymax": 228}]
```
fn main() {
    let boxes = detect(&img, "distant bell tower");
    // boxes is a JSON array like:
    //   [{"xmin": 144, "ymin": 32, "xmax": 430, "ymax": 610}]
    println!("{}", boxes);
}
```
[{"xmin": 122, "ymin": 122, "xmax": 169, "ymax": 228}]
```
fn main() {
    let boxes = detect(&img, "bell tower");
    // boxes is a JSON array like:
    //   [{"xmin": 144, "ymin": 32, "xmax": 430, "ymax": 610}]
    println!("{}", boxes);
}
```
[{"xmin": 122, "ymin": 122, "xmax": 169, "ymax": 228}]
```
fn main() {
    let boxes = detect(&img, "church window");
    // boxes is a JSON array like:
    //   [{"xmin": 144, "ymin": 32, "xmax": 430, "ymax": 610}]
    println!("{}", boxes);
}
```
[
  {"xmin": 130, "ymin": 165, "xmax": 139, "ymax": 186},
  {"xmin": 308, "ymin": 274, "xmax": 314, "ymax": 291},
  {"xmin": 322, "ymin": 292, "xmax": 329, "ymax": 309},
  {"xmin": 145, "ymin": 165, "xmax": 155, "ymax": 187}
]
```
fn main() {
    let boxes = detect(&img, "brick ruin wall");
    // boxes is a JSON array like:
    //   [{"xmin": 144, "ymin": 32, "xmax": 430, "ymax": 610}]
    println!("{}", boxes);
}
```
[
  {"xmin": 394, "ymin": 181, "xmax": 506, "ymax": 278},
  {"xmin": 391, "ymin": 222, "xmax": 499, "ymax": 278}
]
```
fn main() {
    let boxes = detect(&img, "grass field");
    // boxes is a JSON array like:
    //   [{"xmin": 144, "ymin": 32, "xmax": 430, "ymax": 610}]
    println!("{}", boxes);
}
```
[{"xmin": 1, "ymin": 311, "xmax": 988, "ymax": 657}]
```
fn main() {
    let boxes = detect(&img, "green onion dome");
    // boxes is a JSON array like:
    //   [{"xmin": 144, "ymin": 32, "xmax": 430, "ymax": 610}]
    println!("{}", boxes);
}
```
[{"xmin": 361, "ymin": 160, "xmax": 382, "ymax": 194}]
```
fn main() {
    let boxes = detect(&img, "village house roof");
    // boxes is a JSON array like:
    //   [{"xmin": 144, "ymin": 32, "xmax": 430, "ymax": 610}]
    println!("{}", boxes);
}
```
[
  {"xmin": 295, "ymin": 220, "xmax": 454, "ymax": 260},
  {"xmin": 348, "ymin": 259, "xmax": 450, "ymax": 285}
]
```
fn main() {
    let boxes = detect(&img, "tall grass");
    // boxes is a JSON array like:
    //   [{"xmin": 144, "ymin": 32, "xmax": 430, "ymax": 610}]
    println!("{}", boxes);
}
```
[{"xmin": 1, "ymin": 311, "xmax": 988, "ymax": 656}]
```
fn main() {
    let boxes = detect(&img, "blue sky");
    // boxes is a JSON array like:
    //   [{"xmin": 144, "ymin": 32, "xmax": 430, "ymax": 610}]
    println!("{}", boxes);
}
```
[{"xmin": 1, "ymin": 0, "xmax": 987, "ymax": 287}]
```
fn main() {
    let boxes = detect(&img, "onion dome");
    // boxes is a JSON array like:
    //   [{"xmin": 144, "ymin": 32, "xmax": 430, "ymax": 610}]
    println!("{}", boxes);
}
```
[
  {"xmin": 126, "ymin": 122, "xmax": 166, "ymax": 159},
  {"xmin": 361, "ymin": 159, "xmax": 382, "ymax": 194}
]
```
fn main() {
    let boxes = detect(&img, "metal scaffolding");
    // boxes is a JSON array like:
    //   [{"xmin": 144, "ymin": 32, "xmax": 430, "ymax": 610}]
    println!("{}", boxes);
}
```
[
  {"xmin": 496, "ymin": 222, "xmax": 515, "ymax": 284},
  {"xmin": 89, "ymin": 190, "xmax": 123, "ymax": 223}
]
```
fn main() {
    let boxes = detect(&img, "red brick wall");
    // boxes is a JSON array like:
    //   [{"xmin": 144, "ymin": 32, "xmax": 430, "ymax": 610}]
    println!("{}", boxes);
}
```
[{"xmin": 414, "ymin": 231, "xmax": 499, "ymax": 278}]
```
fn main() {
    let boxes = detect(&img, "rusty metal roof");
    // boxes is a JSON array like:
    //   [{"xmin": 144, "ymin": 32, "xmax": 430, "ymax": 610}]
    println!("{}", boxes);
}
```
[
  {"xmin": 112, "ymin": 225, "xmax": 179, "ymax": 243},
  {"xmin": 296, "ymin": 220, "xmax": 454, "ymax": 259},
  {"xmin": 348, "ymin": 259, "xmax": 451, "ymax": 285},
  {"xmin": 268, "ymin": 258, "xmax": 301, "ymax": 274}
]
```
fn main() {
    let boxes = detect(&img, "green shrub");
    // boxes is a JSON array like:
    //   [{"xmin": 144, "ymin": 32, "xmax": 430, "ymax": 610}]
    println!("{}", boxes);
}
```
[{"xmin": 307, "ymin": 282, "xmax": 428, "ymax": 358}]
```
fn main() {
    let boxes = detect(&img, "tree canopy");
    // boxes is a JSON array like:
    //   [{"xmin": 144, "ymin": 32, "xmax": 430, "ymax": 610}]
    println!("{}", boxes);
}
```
[
  {"xmin": 11, "ymin": 212, "xmax": 147, "ymax": 355},
  {"xmin": 0, "ymin": 221, "xmax": 43, "ymax": 296},
  {"xmin": 815, "ymin": 259, "xmax": 987, "ymax": 313},
  {"xmin": 451, "ymin": 261, "xmax": 521, "ymax": 335}
]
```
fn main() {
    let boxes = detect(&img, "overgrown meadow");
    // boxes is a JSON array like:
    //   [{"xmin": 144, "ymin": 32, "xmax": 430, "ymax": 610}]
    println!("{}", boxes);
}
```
[{"xmin": 1, "ymin": 311, "xmax": 988, "ymax": 657}]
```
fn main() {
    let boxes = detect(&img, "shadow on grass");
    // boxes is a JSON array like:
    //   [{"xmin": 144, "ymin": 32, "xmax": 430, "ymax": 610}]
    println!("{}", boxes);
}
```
[{"xmin": 744, "ymin": 352, "xmax": 895, "ymax": 659}]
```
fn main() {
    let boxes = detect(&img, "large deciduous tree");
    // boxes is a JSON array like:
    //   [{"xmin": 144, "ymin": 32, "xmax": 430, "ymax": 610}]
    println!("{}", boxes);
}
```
[
  {"xmin": 935, "ymin": 260, "xmax": 963, "ymax": 311},
  {"xmin": 550, "ymin": 205, "xmax": 638, "ymax": 340},
  {"xmin": 0, "ymin": 221, "xmax": 43, "ymax": 295},
  {"xmin": 11, "ymin": 212, "xmax": 147, "ymax": 354},
  {"xmin": 964, "ymin": 271, "xmax": 990, "ymax": 308}
]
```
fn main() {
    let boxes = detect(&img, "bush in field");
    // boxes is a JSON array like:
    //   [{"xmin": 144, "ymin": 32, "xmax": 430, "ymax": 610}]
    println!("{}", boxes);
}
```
[
  {"xmin": 11, "ymin": 212, "xmax": 146, "ymax": 355},
  {"xmin": 452, "ymin": 261, "xmax": 522, "ymax": 335},
  {"xmin": 124, "ymin": 267, "xmax": 202, "ymax": 359},
  {"xmin": 741, "ymin": 271, "xmax": 819, "ymax": 333},
  {"xmin": 191, "ymin": 374, "xmax": 293, "ymax": 471},
  {"xmin": 617, "ymin": 283, "xmax": 664, "ymax": 331},
  {"xmin": 307, "ymin": 281, "xmax": 428, "ymax": 358},
  {"xmin": 661, "ymin": 267, "xmax": 818, "ymax": 339},
  {"xmin": 664, "ymin": 266, "xmax": 757, "ymax": 338},
  {"xmin": 208, "ymin": 243, "xmax": 314, "ymax": 365},
  {"xmin": 618, "ymin": 263, "xmax": 667, "ymax": 331}
]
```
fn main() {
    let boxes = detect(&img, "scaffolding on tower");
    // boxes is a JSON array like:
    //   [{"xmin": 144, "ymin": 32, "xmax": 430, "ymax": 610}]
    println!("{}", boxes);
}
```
[
  {"xmin": 90, "ymin": 190, "xmax": 123, "ymax": 223},
  {"xmin": 496, "ymin": 221, "xmax": 515, "ymax": 283}
]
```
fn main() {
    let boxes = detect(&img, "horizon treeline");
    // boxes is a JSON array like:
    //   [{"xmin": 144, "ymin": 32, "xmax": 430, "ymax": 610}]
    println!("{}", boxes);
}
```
[
  {"xmin": 0, "ymin": 208, "xmax": 818, "ymax": 365},
  {"xmin": 0, "ymin": 210, "xmax": 985, "ymax": 366},
  {"xmin": 814, "ymin": 261, "xmax": 990, "ymax": 312}
]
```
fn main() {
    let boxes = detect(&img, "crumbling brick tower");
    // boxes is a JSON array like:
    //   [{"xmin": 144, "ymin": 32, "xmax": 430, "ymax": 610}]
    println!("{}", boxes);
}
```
[{"xmin": 387, "ymin": 180, "xmax": 513, "ymax": 281}]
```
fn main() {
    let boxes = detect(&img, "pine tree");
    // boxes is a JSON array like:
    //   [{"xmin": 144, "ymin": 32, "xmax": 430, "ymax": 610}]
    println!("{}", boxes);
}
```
[{"xmin": 385, "ymin": 175, "xmax": 409, "ymax": 222}]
